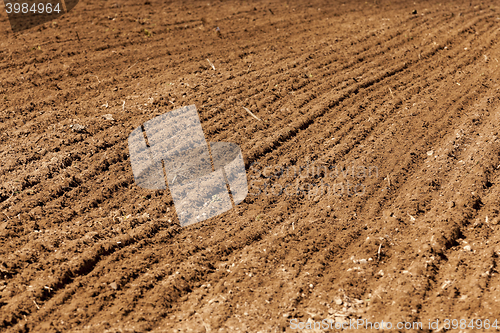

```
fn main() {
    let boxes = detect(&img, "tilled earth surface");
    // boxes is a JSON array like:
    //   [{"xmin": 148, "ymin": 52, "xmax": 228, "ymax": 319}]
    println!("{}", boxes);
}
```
[{"xmin": 2, "ymin": 0, "xmax": 500, "ymax": 332}]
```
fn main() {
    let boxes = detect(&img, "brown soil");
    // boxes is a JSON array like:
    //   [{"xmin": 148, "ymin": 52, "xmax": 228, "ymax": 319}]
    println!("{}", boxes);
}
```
[{"xmin": 2, "ymin": 0, "xmax": 500, "ymax": 332}]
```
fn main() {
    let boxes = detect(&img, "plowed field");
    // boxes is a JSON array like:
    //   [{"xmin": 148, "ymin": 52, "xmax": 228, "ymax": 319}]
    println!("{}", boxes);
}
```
[{"xmin": 2, "ymin": 0, "xmax": 500, "ymax": 332}]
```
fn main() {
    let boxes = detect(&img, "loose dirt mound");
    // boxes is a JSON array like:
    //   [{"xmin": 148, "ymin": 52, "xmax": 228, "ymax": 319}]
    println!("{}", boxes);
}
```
[{"xmin": 1, "ymin": 0, "xmax": 500, "ymax": 331}]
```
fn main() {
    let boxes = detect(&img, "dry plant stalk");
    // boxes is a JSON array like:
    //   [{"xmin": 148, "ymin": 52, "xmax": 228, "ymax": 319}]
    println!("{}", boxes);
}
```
[
  {"xmin": 207, "ymin": 59, "xmax": 216, "ymax": 70},
  {"xmin": 243, "ymin": 106, "xmax": 261, "ymax": 121}
]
